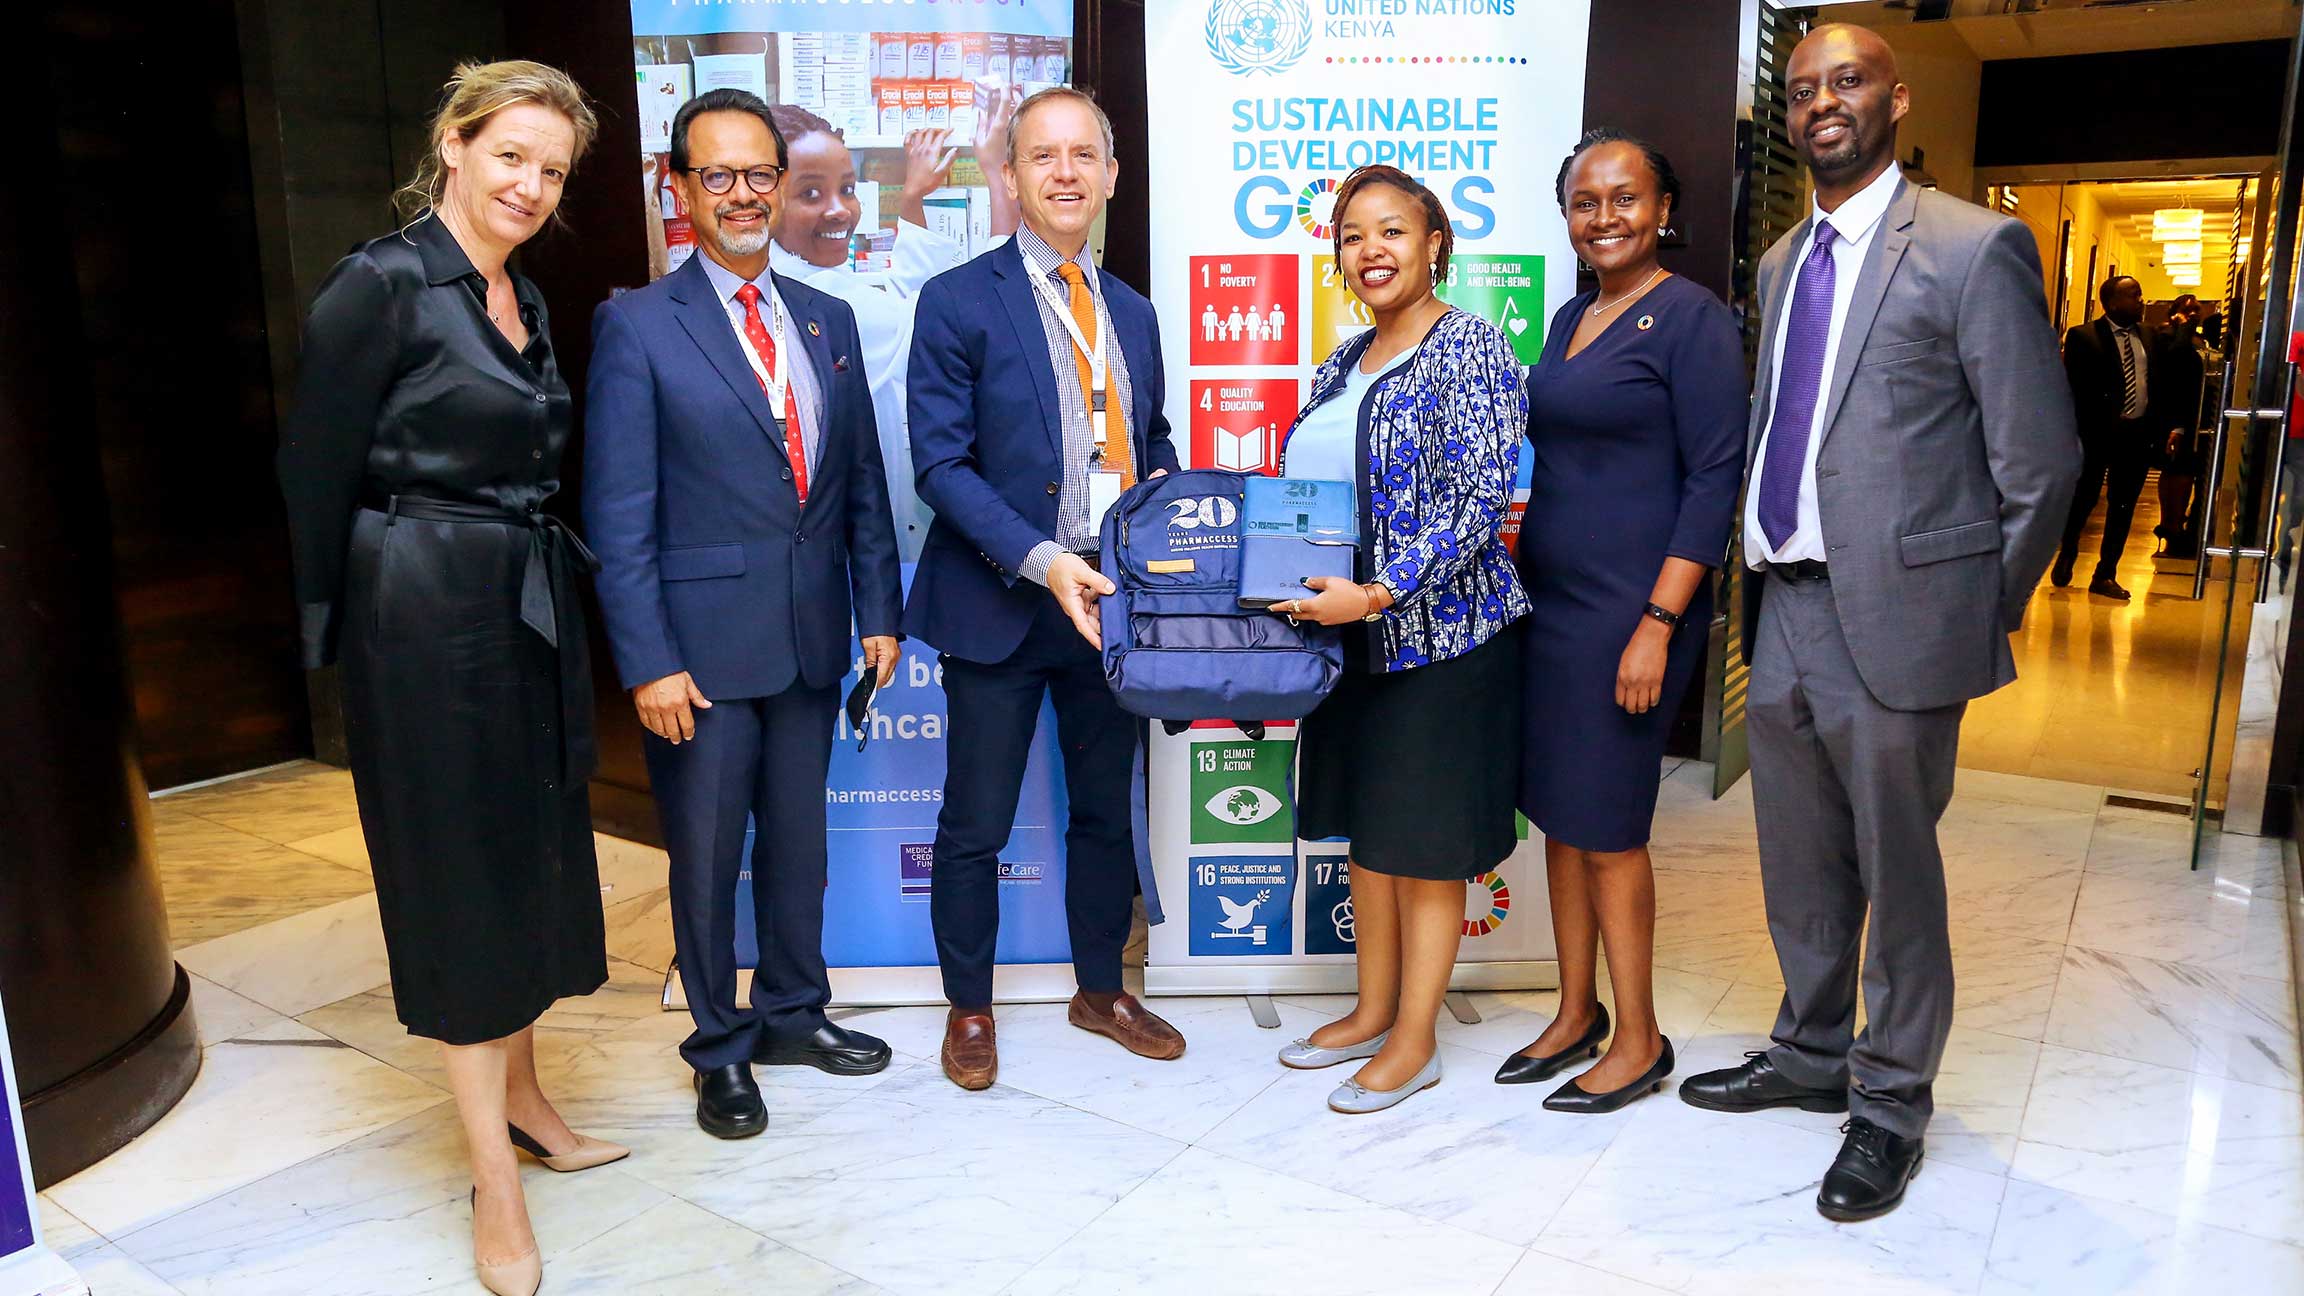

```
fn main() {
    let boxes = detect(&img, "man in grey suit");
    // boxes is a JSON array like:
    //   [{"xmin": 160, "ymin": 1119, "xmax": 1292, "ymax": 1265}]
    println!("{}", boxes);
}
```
[{"xmin": 1678, "ymin": 24, "xmax": 2079, "ymax": 1223}]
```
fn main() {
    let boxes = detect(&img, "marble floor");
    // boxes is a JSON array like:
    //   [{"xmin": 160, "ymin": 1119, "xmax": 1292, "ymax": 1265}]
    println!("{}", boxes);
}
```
[
  {"xmin": 32, "ymin": 759, "xmax": 2304, "ymax": 1294},
  {"xmin": 1963, "ymin": 480, "xmax": 2246, "ymax": 799}
]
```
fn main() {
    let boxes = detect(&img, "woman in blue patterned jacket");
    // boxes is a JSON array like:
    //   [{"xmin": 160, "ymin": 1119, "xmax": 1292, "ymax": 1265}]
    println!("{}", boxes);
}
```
[{"xmin": 1265, "ymin": 164, "xmax": 1530, "ymax": 1114}]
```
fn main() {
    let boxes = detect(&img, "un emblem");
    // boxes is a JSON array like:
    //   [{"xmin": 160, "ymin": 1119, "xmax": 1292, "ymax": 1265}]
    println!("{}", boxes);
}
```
[{"xmin": 1204, "ymin": 0, "xmax": 1312, "ymax": 77}]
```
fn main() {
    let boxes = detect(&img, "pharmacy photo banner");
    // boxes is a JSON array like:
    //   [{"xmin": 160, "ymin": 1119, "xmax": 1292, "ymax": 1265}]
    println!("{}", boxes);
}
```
[
  {"xmin": 626, "ymin": 0, "xmax": 1081, "ymax": 997},
  {"xmin": 1139, "ymin": 0, "xmax": 1589, "ymax": 990}
]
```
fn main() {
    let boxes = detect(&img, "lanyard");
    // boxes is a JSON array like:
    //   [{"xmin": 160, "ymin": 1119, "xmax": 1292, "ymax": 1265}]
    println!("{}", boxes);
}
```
[
  {"xmin": 736, "ymin": 284, "xmax": 793, "ymax": 417},
  {"xmin": 1031, "ymin": 265, "xmax": 1114, "ymax": 449}
]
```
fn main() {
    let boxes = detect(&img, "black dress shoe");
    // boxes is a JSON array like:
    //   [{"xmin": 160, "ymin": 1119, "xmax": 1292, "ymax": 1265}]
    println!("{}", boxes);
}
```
[
  {"xmin": 1542, "ymin": 1036, "xmax": 1673, "ymax": 1113},
  {"xmin": 1495, "ymin": 1003, "xmax": 1609, "ymax": 1085},
  {"xmin": 2050, "ymin": 558, "xmax": 2074, "ymax": 588},
  {"xmin": 2089, "ymin": 576, "xmax": 2132, "ymax": 601},
  {"xmin": 756, "ymin": 1021, "xmax": 892, "ymax": 1076},
  {"xmin": 1678, "ymin": 1050, "xmax": 1847, "ymax": 1114},
  {"xmin": 693, "ymin": 1063, "xmax": 767, "ymax": 1140},
  {"xmin": 1817, "ymin": 1116, "xmax": 1924, "ymax": 1222}
]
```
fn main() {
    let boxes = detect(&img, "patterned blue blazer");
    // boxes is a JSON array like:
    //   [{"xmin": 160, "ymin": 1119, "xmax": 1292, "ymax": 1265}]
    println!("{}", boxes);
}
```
[{"xmin": 1283, "ymin": 307, "xmax": 1530, "ymax": 671}]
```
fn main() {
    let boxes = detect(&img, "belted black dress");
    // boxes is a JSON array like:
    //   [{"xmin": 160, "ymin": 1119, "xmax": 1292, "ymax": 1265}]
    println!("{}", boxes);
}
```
[{"xmin": 278, "ymin": 214, "xmax": 606, "ymax": 1044}]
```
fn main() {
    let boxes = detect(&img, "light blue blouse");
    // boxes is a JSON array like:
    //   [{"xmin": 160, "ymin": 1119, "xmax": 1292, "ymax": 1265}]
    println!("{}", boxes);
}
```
[{"xmin": 1282, "ymin": 344, "xmax": 1411, "ymax": 484}]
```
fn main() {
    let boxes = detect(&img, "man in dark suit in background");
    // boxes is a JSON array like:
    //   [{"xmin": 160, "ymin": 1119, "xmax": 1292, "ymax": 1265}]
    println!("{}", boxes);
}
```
[
  {"xmin": 584, "ymin": 89, "xmax": 902, "ymax": 1138},
  {"xmin": 2153, "ymin": 294, "xmax": 2209, "ymax": 560},
  {"xmin": 2052, "ymin": 274, "xmax": 2159, "ymax": 599},
  {"xmin": 904, "ymin": 86, "xmax": 1186, "ymax": 1091}
]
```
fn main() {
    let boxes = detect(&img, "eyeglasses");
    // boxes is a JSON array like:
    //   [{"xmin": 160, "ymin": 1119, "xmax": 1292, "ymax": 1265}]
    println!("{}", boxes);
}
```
[{"xmin": 680, "ymin": 164, "xmax": 783, "ymax": 195}]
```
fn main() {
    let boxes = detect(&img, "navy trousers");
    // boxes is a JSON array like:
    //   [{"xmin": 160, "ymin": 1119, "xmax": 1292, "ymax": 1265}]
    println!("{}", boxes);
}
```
[
  {"xmin": 931, "ymin": 599, "xmax": 1137, "ymax": 1009},
  {"xmin": 644, "ymin": 683, "xmax": 838, "ymax": 1072}
]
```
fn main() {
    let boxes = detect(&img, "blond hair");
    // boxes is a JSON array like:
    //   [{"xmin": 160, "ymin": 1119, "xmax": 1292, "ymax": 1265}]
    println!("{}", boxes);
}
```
[{"xmin": 394, "ymin": 60, "xmax": 598, "ymax": 221}]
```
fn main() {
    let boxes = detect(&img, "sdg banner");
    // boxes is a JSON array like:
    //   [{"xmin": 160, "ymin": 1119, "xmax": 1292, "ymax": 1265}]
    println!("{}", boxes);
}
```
[
  {"xmin": 1146, "ymin": 0, "xmax": 1591, "ymax": 480},
  {"xmin": 1145, "ymin": 722, "xmax": 1555, "ymax": 993},
  {"xmin": 1141, "ymin": 0, "xmax": 1583, "ymax": 991}
]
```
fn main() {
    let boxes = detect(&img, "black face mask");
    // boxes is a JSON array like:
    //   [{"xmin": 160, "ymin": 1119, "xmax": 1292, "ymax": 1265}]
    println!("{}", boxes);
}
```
[{"xmin": 845, "ymin": 670, "xmax": 878, "ymax": 752}]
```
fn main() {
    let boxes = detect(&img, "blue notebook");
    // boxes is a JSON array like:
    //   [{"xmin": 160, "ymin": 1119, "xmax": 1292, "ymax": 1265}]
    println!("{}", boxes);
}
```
[{"xmin": 1238, "ymin": 477, "xmax": 1359, "ymax": 609}]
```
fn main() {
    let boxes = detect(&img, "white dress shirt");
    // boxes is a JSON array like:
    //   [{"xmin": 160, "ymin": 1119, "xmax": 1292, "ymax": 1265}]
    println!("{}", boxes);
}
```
[
  {"xmin": 696, "ymin": 255, "xmax": 822, "ymax": 475},
  {"xmin": 1745, "ymin": 163, "xmax": 1906, "ymax": 568},
  {"xmin": 770, "ymin": 219, "xmax": 965, "ymax": 561}
]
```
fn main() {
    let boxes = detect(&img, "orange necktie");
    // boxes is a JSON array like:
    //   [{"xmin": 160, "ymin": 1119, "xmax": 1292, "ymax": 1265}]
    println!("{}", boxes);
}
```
[{"xmin": 1054, "ymin": 262, "xmax": 1134, "ymax": 488}]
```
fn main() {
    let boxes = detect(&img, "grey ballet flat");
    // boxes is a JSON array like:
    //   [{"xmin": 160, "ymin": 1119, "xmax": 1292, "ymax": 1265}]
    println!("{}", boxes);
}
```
[
  {"xmin": 1278, "ymin": 1029, "xmax": 1389, "ymax": 1070},
  {"xmin": 1327, "ymin": 1054, "xmax": 1443, "ymax": 1114}
]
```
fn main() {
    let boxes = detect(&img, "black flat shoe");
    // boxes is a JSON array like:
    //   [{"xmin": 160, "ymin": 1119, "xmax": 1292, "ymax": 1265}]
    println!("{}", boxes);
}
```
[
  {"xmin": 1494, "ymin": 1003, "xmax": 1609, "ymax": 1085},
  {"xmin": 1679, "ymin": 1050, "xmax": 1847, "ymax": 1114},
  {"xmin": 1817, "ymin": 1117, "xmax": 1924, "ymax": 1222},
  {"xmin": 1542, "ymin": 1036, "xmax": 1673, "ymax": 1113},
  {"xmin": 693, "ymin": 1062, "xmax": 767, "ymax": 1140},
  {"xmin": 756, "ymin": 1021, "xmax": 893, "ymax": 1076}
]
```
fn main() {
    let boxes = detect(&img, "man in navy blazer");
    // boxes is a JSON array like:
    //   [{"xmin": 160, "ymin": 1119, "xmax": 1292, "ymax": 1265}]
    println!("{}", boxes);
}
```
[
  {"xmin": 905, "ymin": 88, "xmax": 1186, "ymax": 1091},
  {"xmin": 583, "ymin": 90, "xmax": 901, "ymax": 1139}
]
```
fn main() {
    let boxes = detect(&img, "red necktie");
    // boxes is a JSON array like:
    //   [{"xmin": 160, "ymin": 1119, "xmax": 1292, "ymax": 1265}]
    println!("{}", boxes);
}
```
[{"xmin": 735, "ymin": 283, "xmax": 807, "ymax": 503}]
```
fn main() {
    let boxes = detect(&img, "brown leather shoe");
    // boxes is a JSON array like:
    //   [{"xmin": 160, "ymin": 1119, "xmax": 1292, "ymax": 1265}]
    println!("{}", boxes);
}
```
[
  {"xmin": 1068, "ymin": 992, "xmax": 1187, "ymax": 1060},
  {"xmin": 941, "ymin": 1008, "xmax": 997, "ymax": 1090}
]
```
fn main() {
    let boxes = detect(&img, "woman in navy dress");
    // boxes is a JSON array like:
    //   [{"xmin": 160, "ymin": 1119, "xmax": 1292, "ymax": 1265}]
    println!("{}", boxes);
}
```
[{"xmin": 1495, "ymin": 131, "xmax": 1744, "ymax": 1112}]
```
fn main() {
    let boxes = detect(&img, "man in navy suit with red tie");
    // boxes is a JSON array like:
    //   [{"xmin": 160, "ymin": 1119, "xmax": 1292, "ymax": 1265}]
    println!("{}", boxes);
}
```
[{"xmin": 584, "ymin": 89, "xmax": 902, "ymax": 1139}]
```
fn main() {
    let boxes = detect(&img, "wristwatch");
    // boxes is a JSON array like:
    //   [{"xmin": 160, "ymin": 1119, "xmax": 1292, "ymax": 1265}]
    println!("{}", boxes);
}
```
[
  {"xmin": 1643, "ymin": 602, "xmax": 1683, "ymax": 628},
  {"xmin": 1361, "ymin": 582, "xmax": 1390, "ymax": 622}
]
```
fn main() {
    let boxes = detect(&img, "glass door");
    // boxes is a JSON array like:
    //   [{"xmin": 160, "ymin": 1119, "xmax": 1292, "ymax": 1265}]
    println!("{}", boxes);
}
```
[{"xmin": 2192, "ymin": 30, "xmax": 2304, "ymax": 864}]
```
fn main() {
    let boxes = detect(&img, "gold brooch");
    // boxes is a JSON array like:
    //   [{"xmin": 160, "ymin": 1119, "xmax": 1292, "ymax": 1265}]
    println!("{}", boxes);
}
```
[
  {"xmin": 807, "ymin": 321, "xmax": 821, "ymax": 336},
  {"xmin": 1636, "ymin": 314, "xmax": 1655, "ymax": 331}
]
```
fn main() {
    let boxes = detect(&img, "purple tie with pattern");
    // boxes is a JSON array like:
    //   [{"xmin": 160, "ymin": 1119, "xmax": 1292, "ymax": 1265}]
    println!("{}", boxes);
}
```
[{"xmin": 1757, "ymin": 220, "xmax": 1839, "ymax": 551}]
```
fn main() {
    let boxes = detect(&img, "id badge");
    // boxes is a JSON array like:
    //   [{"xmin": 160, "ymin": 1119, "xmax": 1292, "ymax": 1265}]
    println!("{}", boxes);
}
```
[{"xmin": 1088, "ymin": 470, "xmax": 1125, "ymax": 536}]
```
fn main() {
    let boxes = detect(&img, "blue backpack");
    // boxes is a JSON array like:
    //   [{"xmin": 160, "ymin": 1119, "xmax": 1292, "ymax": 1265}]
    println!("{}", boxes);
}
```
[{"xmin": 1099, "ymin": 469, "xmax": 1344, "ymax": 727}]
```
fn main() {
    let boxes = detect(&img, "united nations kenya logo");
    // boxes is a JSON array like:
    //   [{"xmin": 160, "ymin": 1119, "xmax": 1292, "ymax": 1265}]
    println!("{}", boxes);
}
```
[{"xmin": 1206, "ymin": 0, "xmax": 1312, "ymax": 77}]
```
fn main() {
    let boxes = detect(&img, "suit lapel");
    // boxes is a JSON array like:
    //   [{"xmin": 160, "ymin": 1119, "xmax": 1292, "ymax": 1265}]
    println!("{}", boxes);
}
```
[
  {"xmin": 790, "ymin": 288, "xmax": 841, "ymax": 512},
  {"xmin": 1746, "ymin": 215, "xmax": 1812, "ymax": 472},
  {"xmin": 1109, "ymin": 288, "xmax": 1154, "ymax": 466},
  {"xmin": 669, "ymin": 257, "xmax": 794, "ymax": 470},
  {"xmin": 992, "ymin": 241, "xmax": 1067, "ymax": 461},
  {"xmin": 1815, "ymin": 182, "xmax": 1916, "ymax": 448}
]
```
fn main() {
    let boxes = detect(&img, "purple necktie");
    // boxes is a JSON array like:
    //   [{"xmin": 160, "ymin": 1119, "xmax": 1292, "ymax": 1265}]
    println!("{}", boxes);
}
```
[{"xmin": 1757, "ymin": 220, "xmax": 1839, "ymax": 551}]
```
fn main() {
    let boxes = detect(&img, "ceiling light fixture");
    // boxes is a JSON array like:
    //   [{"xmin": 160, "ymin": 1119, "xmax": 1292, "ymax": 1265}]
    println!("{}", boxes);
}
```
[{"xmin": 2153, "ymin": 208, "xmax": 2205, "ymax": 241}]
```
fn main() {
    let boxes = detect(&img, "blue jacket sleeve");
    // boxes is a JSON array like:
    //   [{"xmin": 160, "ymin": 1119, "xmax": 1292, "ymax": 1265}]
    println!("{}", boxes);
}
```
[
  {"xmin": 1143, "ymin": 316, "xmax": 1182, "ymax": 476},
  {"xmin": 1379, "ymin": 320, "xmax": 1526, "ymax": 603},
  {"xmin": 837, "ymin": 306, "xmax": 904, "ymax": 638},
  {"xmin": 1663, "ymin": 296, "xmax": 1749, "ymax": 567},
  {"xmin": 908, "ymin": 277, "xmax": 1055, "ymax": 580},
  {"xmin": 581, "ymin": 297, "xmax": 684, "ymax": 690}
]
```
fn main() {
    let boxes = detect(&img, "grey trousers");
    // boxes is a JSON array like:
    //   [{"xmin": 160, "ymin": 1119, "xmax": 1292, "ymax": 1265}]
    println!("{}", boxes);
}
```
[{"xmin": 1747, "ymin": 573, "xmax": 1963, "ymax": 1138}]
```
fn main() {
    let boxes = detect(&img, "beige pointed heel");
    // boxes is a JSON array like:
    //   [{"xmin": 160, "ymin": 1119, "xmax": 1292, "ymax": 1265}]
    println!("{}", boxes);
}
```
[
  {"xmin": 508, "ymin": 1123, "xmax": 629, "ymax": 1173},
  {"xmin": 470, "ymin": 1187, "xmax": 542, "ymax": 1296}
]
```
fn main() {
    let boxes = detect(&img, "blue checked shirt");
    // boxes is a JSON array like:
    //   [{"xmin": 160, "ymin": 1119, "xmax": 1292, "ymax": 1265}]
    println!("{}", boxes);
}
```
[{"xmin": 1013, "ymin": 225, "xmax": 1136, "ymax": 586}]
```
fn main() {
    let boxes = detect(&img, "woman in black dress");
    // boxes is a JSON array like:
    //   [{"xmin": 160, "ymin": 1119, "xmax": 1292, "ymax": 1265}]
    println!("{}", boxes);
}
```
[
  {"xmin": 278, "ymin": 61, "xmax": 619, "ymax": 1296},
  {"xmin": 1494, "ymin": 132, "xmax": 1744, "ymax": 1112}
]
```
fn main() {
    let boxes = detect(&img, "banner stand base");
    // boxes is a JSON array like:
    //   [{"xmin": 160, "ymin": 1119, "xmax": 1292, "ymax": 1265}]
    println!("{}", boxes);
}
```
[
  {"xmin": 1142, "ymin": 960, "xmax": 1558, "ymax": 998},
  {"xmin": 0, "ymin": 1245, "xmax": 85, "ymax": 1296}
]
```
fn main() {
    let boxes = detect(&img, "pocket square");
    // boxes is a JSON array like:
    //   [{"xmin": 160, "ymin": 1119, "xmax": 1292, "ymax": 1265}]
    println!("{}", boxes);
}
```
[{"xmin": 834, "ymin": 355, "xmax": 850, "ymax": 372}]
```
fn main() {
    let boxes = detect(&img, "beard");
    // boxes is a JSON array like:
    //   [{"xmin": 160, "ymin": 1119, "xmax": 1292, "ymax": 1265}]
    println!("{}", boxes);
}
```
[
  {"xmin": 709, "ymin": 203, "xmax": 772, "ymax": 258},
  {"xmin": 1800, "ymin": 116, "xmax": 1868, "ymax": 176}
]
